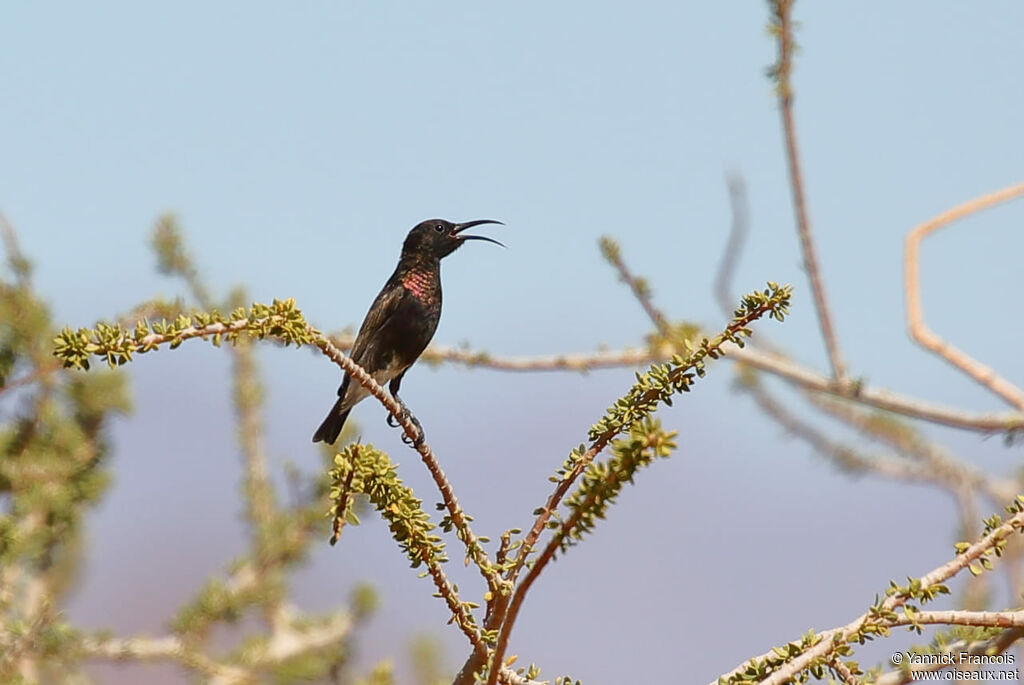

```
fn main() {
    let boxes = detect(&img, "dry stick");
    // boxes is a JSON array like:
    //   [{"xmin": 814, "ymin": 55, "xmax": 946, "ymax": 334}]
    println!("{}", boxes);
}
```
[
  {"xmin": 418, "ymin": 343, "xmax": 654, "ymax": 372},
  {"xmin": 905, "ymin": 180, "xmax": 1024, "ymax": 412},
  {"xmin": 714, "ymin": 173, "xmax": 751, "ymax": 319},
  {"xmin": 771, "ymin": 0, "xmax": 847, "ymax": 383},
  {"xmin": 728, "ymin": 345, "xmax": 1022, "ymax": 432},
  {"xmin": 891, "ymin": 609, "xmax": 1024, "ymax": 629},
  {"xmin": 712, "ymin": 508, "xmax": 1024, "ymax": 685}
]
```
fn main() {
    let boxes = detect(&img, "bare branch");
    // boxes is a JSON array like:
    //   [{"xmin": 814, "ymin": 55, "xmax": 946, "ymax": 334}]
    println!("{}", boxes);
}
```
[
  {"xmin": 714, "ymin": 507, "xmax": 1024, "ymax": 685},
  {"xmin": 874, "ymin": 627, "xmax": 1024, "ymax": 685},
  {"xmin": 598, "ymin": 237, "xmax": 672, "ymax": 337},
  {"xmin": 714, "ymin": 173, "xmax": 751, "ymax": 318},
  {"xmin": 905, "ymin": 180, "xmax": 1024, "ymax": 412},
  {"xmin": 79, "ymin": 634, "xmax": 252, "ymax": 684},
  {"xmin": 729, "ymin": 345, "xmax": 1023, "ymax": 433},
  {"xmin": 893, "ymin": 609, "xmax": 1024, "ymax": 629},
  {"xmin": 769, "ymin": 0, "xmax": 847, "ymax": 382}
]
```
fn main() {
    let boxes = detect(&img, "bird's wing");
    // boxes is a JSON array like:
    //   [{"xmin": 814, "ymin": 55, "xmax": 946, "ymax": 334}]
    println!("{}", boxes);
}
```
[{"xmin": 348, "ymin": 276, "xmax": 407, "ymax": 365}]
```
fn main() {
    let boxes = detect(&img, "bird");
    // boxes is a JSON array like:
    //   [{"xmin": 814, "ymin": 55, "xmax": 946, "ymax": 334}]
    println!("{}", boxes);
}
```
[{"xmin": 312, "ymin": 218, "xmax": 504, "ymax": 446}]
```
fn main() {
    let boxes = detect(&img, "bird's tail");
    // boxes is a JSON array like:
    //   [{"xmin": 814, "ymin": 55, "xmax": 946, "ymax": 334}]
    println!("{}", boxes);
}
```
[{"xmin": 312, "ymin": 397, "xmax": 352, "ymax": 445}]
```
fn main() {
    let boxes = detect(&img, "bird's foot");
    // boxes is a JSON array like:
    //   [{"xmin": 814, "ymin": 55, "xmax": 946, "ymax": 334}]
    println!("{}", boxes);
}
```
[
  {"xmin": 401, "ymin": 415, "xmax": 425, "ymax": 449},
  {"xmin": 387, "ymin": 400, "xmax": 425, "ymax": 448}
]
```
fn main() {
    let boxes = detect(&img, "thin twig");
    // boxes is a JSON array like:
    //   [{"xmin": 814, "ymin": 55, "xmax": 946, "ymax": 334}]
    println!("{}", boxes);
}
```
[
  {"xmin": 714, "ymin": 173, "xmax": 751, "ymax": 319},
  {"xmin": 747, "ymin": 381, "xmax": 949, "ymax": 488},
  {"xmin": 770, "ymin": 0, "xmax": 847, "ymax": 383},
  {"xmin": 598, "ymin": 240, "xmax": 671, "ymax": 337},
  {"xmin": 891, "ymin": 609, "xmax": 1024, "ymax": 629},
  {"xmin": 713, "ymin": 508, "xmax": 1024, "ymax": 685},
  {"xmin": 830, "ymin": 657, "xmax": 863, "ymax": 685},
  {"xmin": 905, "ymin": 180, "xmax": 1024, "ymax": 412}
]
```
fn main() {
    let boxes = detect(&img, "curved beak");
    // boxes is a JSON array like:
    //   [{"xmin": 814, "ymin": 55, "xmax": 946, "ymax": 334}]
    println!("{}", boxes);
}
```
[{"xmin": 452, "ymin": 219, "xmax": 505, "ymax": 247}]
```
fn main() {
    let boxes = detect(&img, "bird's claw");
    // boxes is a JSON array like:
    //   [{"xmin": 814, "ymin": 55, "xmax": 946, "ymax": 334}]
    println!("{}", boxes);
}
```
[
  {"xmin": 401, "ymin": 426, "xmax": 425, "ymax": 449},
  {"xmin": 389, "ymin": 403, "xmax": 425, "ymax": 448}
]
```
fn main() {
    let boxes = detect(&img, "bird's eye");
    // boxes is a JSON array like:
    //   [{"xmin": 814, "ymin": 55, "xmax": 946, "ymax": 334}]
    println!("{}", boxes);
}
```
[{"xmin": 434, "ymin": 224, "xmax": 444, "ymax": 233}]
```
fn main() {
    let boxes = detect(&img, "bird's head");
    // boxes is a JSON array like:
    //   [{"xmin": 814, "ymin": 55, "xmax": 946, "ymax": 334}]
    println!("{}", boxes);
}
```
[{"xmin": 402, "ymin": 218, "xmax": 505, "ymax": 260}]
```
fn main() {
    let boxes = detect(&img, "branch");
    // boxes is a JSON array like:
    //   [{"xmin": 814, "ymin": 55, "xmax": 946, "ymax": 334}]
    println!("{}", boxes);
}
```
[
  {"xmin": 807, "ymin": 393, "xmax": 1017, "ymax": 504},
  {"xmin": 768, "ymin": 0, "xmax": 847, "ymax": 382},
  {"xmin": 313, "ymin": 335, "xmax": 499, "ymax": 592},
  {"xmin": 327, "ymin": 443, "xmax": 486, "ymax": 655},
  {"xmin": 713, "ymin": 503, "xmax": 1024, "ymax": 685},
  {"xmin": 729, "ymin": 345, "xmax": 1024, "ymax": 433},
  {"xmin": 905, "ymin": 180, "xmax": 1024, "ymax": 412},
  {"xmin": 598, "ymin": 236, "xmax": 671, "ymax": 337},
  {"xmin": 714, "ymin": 173, "xmax": 751, "ymax": 319},
  {"xmin": 830, "ymin": 657, "xmax": 863, "ymax": 685},
  {"xmin": 52, "ymin": 302, "xmax": 500, "ymax": 643},
  {"xmin": 891, "ymin": 609, "xmax": 1024, "ymax": 629},
  {"xmin": 605, "ymin": 231, "xmax": 1024, "ymax": 433},
  {"xmin": 483, "ymin": 284, "xmax": 793, "ymax": 685},
  {"xmin": 874, "ymin": 627, "xmax": 1024, "ymax": 685},
  {"xmin": 79, "ymin": 633, "xmax": 251, "ymax": 684},
  {"xmin": 746, "ymin": 375, "xmax": 1017, "ymax": 508}
]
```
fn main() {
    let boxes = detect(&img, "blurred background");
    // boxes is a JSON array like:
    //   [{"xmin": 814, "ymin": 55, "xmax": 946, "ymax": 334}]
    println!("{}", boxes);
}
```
[{"xmin": 2, "ymin": 2, "xmax": 1023, "ymax": 683}]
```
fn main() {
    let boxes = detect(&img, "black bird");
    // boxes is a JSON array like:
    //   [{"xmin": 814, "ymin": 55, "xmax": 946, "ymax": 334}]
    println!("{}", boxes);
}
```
[{"xmin": 312, "ymin": 218, "xmax": 504, "ymax": 446}]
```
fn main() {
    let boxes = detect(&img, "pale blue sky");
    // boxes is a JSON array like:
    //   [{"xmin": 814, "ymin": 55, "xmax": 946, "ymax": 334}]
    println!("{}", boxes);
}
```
[{"xmin": 3, "ymin": 2, "xmax": 1023, "ymax": 683}]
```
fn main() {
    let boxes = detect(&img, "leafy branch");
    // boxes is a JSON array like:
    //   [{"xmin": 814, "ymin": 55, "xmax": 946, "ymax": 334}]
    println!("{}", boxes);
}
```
[
  {"xmin": 329, "ymin": 443, "xmax": 486, "ymax": 653},
  {"xmin": 713, "ymin": 498, "xmax": 1024, "ymax": 684},
  {"xmin": 472, "ymin": 281, "xmax": 793, "ymax": 685}
]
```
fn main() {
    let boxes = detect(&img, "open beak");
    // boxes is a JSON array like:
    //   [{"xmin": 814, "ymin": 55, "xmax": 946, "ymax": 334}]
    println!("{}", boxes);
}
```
[{"xmin": 452, "ymin": 219, "xmax": 505, "ymax": 247}]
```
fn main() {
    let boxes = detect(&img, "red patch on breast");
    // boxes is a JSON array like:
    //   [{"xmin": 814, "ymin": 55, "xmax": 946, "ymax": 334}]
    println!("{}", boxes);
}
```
[{"xmin": 402, "ymin": 270, "xmax": 434, "ymax": 303}]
